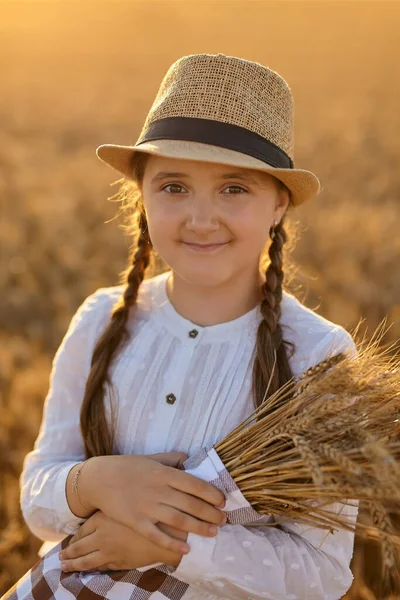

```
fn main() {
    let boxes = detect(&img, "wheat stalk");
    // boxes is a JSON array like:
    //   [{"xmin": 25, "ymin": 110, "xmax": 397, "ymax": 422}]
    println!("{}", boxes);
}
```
[{"xmin": 214, "ymin": 321, "xmax": 400, "ymax": 568}]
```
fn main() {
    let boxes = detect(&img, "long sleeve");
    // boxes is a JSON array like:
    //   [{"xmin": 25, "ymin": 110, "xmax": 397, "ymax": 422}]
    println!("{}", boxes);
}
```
[
  {"xmin": 172, "ymin": 326, "xmax": 359, "ymax": 600},
  {"xmin": 19, "ymin": 288, "xmax": 111, "ymax": 541},
  {"xmin": 176, "ymin": 518, "xmax": 357, "ymax": 600}
]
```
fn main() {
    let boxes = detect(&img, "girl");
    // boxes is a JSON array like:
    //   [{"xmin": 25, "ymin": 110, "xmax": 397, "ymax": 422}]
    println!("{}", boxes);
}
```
[{"xmin": 14, "ymin": 53, "xmax": 358, "ymax": 599}]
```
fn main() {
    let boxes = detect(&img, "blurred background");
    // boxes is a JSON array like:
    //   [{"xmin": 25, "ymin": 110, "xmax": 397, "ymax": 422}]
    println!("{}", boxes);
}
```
[{"xmin": 1, "ymin": 0, "xmax": 399, "ymax": 596}]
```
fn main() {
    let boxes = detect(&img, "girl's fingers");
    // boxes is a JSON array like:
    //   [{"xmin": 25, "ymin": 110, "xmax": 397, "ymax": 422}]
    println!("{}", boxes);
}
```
[
  {"xmin": 169, "ymin": 468, "xmax": 225, "ymax": 508},
  {"xmin": 67, "ymin": 519, "xmax": 97, "ymax": 546},
  {"xmin": 60, "ymin": 550, "xmax": 103, "ymax": 573},
  {"xmin": 134, "ymin": 519, "xmax": 190, "ymax": 555},
  {"xmin": 60, "ymin": 537, "xmax": 94, "ymax": 561},
  {"xmin": 149, "ymin": 452, "xmax": 188, "ymax": 468},
  {"xmin": 156, "ymin": 503, "xmax": 221, "ymax": 538},
  {"xmin": 161, "ymin": 488, "xmax": 226, "ymax": 527}
]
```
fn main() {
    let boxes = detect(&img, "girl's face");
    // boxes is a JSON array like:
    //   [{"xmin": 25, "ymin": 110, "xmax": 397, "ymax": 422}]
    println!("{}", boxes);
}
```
[{"xmin": 140, "ymin": 155, "xmax": 289, "ymax": 287}]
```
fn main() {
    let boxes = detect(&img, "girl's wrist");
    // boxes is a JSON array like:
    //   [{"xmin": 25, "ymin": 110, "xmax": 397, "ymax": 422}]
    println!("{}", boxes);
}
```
[
  {"xmin": 66, "ymin": 457, "xmax": 102, "ymax": 517},
  {"xmin": 76, "ymin": 456, "xmax": 103, "ymax": 512}
]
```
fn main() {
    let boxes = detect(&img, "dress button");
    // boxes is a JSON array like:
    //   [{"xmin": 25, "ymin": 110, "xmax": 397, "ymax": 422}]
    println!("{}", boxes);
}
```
[
  {"xmin": 189, "ymin": 329, "xmax": 199, "ymax": 338},
  {"xmin": 166, "ymin": 393, "xmax": 176, "ymax": 405}
]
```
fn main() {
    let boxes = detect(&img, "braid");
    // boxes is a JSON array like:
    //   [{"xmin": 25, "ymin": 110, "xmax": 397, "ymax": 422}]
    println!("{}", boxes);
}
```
[
  {"xmin": 252, "ymin": 215, "xmax": 295, "ymax": 411},
  {"xmin": 120, "ymin": 211, "xmax": 151, "ymax": 315},
  {"xmin": 80, "ymin": 209, "xmax": 152, "ymax": 458}
]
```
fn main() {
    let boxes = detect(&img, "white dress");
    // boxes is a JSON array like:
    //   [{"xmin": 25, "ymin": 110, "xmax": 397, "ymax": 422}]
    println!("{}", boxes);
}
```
[{"xmin": 19, "ymin": 270, "xmax": 359, "ymax": 599}]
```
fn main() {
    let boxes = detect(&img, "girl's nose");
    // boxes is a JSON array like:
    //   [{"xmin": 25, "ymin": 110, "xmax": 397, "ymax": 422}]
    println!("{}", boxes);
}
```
[{"xmin": 185, "ymin": 199, "xmax": 220, "ymax": 232}]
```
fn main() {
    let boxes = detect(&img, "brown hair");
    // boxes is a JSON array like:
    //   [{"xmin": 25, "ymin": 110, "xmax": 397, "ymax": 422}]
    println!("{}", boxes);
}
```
[{"xmin": 80, "ymin": 152, "xmax": 297, "ymax": 458}]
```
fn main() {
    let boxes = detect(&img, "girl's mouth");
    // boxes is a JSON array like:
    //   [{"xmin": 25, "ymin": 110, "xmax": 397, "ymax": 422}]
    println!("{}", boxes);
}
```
[{"xmin": 181, "ymin": 242, "xmax": 230, "ymax": 253}]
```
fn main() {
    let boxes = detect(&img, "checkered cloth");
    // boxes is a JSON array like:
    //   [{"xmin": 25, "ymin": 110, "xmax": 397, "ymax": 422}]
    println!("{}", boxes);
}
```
[{"xmin": 3, "ymin": 447, "xmax": 263, "ymax": 600}]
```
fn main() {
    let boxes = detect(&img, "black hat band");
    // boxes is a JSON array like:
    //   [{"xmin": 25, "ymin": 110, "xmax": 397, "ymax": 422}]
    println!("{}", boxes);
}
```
[{"xmin": 139, "ymin": 116, "xmax": 294, "ymax": 170}]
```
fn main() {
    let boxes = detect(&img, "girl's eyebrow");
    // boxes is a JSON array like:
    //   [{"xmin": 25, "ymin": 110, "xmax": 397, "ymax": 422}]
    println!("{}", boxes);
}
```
[{"xmin": 150, "ymin": 171, "xmax": 260, "ymax": 185}]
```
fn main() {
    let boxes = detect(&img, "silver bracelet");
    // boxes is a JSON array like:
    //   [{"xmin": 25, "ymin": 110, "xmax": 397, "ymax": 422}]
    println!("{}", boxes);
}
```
[{"xmin": 71, "ymin": 458, "xmax": 92, "ymax": 510}]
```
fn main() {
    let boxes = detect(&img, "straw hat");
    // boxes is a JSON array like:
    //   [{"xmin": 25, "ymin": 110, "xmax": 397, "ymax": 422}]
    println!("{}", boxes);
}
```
[{"xmin": 96, "ymin": 53, "xmax": 321, "ymax": 206}]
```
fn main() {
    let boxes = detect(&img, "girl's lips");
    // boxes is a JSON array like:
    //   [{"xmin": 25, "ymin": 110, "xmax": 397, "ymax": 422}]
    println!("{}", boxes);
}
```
[{"xmin": 182, "ymin": 242, "xmax": 230, "ymax": 253}]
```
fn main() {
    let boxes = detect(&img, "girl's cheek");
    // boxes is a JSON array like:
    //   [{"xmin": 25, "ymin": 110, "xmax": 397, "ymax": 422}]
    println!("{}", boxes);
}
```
[
  {"xmin": 148, "ymin": 206, "xmax": 183, "ymax": 227},
  {"xmin": 229, "ymin": 214, "xmax": 262, "ymax": 237},
  {"xmin": 147, "ymin": 214, "xmax": 179, "ymax": 236}
]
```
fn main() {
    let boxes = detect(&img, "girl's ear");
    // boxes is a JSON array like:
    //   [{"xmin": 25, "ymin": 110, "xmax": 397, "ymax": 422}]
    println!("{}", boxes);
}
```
[{"xmin": 275, "ymin": 187, "xmax": 290, "ymax": 220}]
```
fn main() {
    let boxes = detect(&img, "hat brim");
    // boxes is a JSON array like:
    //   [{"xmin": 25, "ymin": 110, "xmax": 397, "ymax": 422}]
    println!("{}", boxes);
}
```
[{"xmin": 96, "ymin": 139, "xmax": 321, "ymax": 206}]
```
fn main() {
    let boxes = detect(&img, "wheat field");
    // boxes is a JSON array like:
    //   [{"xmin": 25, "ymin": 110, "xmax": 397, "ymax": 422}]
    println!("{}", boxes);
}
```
[{"xmin": 0, "ymin": 0, "xmax": 399, "ymax": 597}]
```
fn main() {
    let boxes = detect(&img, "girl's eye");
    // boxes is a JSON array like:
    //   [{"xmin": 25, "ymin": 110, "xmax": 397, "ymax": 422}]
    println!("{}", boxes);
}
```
[
  {"xmin": 224, "ymin": 186, "xmax": 246, "ymax": 194},
  {"xmin": 161, "ymin": 184, "xmax": 247, "ymax": 194},
  {"xmin": 161, "ymin": 183, "xmax": 185, "ymax": 194}
]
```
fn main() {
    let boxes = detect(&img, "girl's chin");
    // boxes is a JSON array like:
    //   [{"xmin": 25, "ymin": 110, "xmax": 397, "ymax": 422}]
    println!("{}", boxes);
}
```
[{"xmin": 172, "ymin": 263, "xmax": 232, "ymax": 287}]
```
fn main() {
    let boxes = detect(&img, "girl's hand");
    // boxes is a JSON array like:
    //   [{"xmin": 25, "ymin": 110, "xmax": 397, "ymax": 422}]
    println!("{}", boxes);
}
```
[
  {"xmin": 58, "ymin": 510, "xmax": 187, "ymax": 573},
  {"xmin": 79, "ymin": 452, "xmax": 226, "ymax": 555},
  {"xmin": 148, "ymin": 451, "xmax": 188, "ymax": 469}
]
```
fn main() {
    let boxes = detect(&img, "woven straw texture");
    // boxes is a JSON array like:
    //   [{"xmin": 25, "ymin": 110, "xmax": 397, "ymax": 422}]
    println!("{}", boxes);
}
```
[{"xmin": 136, "ymin": 53, "xmax": 294, "ymax": 158}]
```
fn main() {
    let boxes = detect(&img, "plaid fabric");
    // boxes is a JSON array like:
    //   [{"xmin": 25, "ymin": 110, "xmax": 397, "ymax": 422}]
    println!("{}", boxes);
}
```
[{"xmin": 3, "ymin": 446, "xmax": 263, "ymax": 600}]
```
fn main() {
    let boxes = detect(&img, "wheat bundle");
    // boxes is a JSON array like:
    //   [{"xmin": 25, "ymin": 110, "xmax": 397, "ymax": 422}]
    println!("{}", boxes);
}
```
[{"xmin": 214, "ymin": 322, "xmax": 400, "ymax": 581}]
